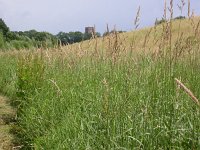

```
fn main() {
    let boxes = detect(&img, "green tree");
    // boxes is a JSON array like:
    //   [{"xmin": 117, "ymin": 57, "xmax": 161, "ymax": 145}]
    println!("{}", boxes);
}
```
[
  {"xmin": 155, "ymin": 18, "xmax": 166, "ymax": 25},
  {"xmin": 23, "ymin": 30, "xmax": 37, "ymax": 39},
  {"xmin": 6, "ymin": 31, "xmax": 19, "ymax": 41},
  {"xmin": 73, "ymin": 31, "xmax": 83, "ymax": 43},
  {"xmin": 0, "ymin": 18, "xmax": 9, "ymax": 37},
  {"xmin": 56, "ymin": 32, "xmax": 70, "ymax": 45},
  {"xmin": 0, "ymin": 31, "xmax": 5, "ymax": 49},
  {"xmin": 22, "ymin": 30, "xmax": 58, "ymax": 48},
  {"xmin": 84, "ymin": 33, "xmax": 92, "ymax": 40}
]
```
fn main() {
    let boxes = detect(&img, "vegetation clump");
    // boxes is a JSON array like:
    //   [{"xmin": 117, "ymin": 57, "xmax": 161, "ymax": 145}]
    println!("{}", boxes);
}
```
[{"xmin": 155, "ymin": 16, "xmax": 186, "ymax": 25}]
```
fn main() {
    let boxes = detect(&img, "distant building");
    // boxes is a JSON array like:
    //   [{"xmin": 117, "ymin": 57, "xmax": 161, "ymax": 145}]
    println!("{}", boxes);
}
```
[{"xmin": 85, "ymin": 27, "xmax": 95, "ymax": 34}]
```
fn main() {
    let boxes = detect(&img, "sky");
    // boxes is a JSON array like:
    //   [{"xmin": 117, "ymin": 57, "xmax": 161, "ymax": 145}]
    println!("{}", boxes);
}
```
[{"xmin": 0, "ymin": 0, "xmax": 199, "ymax": 35}]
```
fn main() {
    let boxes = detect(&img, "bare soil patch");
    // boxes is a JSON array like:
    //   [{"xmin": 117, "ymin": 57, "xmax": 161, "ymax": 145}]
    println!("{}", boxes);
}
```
[{"xmin": 0, "ymin": 96, "xmax": 16, "ymax": 150}]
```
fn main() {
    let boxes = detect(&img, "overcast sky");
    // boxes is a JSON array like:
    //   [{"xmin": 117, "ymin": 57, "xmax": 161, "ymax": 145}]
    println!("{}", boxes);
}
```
[{"xmin": 0, "ymin": 0, "xmax": 199, "ymax": 34}]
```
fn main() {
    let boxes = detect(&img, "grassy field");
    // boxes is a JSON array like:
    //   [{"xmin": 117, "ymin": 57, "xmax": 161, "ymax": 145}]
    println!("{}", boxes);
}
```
[{"xmin": 0, "ymin": 16, "xmax": 200, "ymax": 149}]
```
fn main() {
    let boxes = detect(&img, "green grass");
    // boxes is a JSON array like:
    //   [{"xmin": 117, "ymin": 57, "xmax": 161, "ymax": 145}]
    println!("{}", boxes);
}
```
[
  {"xmin": 0, "ymin": 18, "xmax": 200, "ymax": 149},
  {"xmin": 1, "ymin": 51, "xmax": 199, "ymax": 149},
  {"xmin": 0, "ymin": 54, "xmax": 17, "ymax": 99}
]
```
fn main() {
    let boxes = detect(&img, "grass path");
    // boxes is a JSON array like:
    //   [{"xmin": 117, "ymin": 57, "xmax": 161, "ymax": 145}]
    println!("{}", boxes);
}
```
[{"xmin": 0, "ymin": 95, "xmax": 16, "ymax": 150}]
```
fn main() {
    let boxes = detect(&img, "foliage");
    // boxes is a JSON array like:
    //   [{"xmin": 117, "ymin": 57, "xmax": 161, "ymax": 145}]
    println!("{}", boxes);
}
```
[
  {"xmin": 57, "ymin": 31, "xmax": 101, "ymax": 45},
  {"xmin": 19, "ymin": 30, "xmax": 58, "ymax": 48},
  {"xmin": 0, "ymin": 18, "xmax": 102, "ymax": 50},
  {"xmin": 0, "ymin": 18, "xmax": 9, "ymax": 37},
  {"xmin": 174, "ymin": 16, "xmax": 186, "ymax": 20},
  {"xmin": 83, "ymin": 32, "xmax": 92, "ymax": 40},
  {"xmin": 6, "ymin": 31, "xmax": 20, "ymax": 42},
  {"xmin": 0, "ymin": 18, "xmax": 59, "ymax": 50},
  {"xmin": 0, "ymin": 32, "xmax": 5, "ymax": 49},
  {"xmin": 67, "ymin": 31, "xmax": 83, "ymax": 43},
  {"xmin": 155, "ymin": 16, "xmax": 186, "ymax": 26},
  {"xmin": 9, "ymin": 40, "xmax": 34, "ymax": 50},
  {"xmin": 155, "ymin": 18, "xmax": 167, "ymax": 25},
  {"xmin": 56, "ymin": 32, "xmax": 70, "ymax": 45},
  {"xmin": 103, "ymin": 30, "xmax": 126, "ymax": 36}
]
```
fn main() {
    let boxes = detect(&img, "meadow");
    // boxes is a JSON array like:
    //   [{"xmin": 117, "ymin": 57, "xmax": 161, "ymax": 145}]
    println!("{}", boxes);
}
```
[{"xmin": 0, "ymin": 9, "xmax": 200, "ymax": 150}]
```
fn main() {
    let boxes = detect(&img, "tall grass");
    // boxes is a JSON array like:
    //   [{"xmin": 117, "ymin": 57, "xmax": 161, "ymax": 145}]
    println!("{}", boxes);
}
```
[
  {"xmin": 0, "ymin": 53, "xmax": 17, "ymax": 99},
  {"xmin": 11, "ymin": 48, "xmax": 200, "ymax": 149},
  {"xmin": 0, "ymin": 1, "xmax": 200, "ymax": 149}
]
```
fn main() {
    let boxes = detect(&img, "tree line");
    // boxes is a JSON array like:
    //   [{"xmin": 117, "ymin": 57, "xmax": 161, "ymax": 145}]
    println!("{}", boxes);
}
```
[
  {"xmin": 155, "ymin": 16, "xmax": 186, "ymax": 25},
  {"xmin": 0, "ymin": 18, "xmax": 102, "ymax": 50},
  {"xmin": 0, "ymin": 18, "xmax": 58, "ymax": 50},
  {"xmin": 57, "ymin": 31, "xmax": 101, "ymax": 45}
]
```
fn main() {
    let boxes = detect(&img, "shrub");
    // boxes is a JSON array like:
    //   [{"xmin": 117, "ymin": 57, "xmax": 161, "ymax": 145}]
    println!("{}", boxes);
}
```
[
  {"xmin": 10, "ymin": 40, "xmax": 33, "ymax": 50},
  {"xmin": 174, "ymin": 16, "xmax": 186, "ymax": 20},
  {"xmin": 155, "ymin": 18, "xmax": 167, "ymax": 25}
]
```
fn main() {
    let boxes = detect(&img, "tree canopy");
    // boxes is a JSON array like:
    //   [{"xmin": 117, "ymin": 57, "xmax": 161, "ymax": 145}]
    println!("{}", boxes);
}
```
[{"xmin": 0, "ymin": 18, "xmax": 9, "ymax": 37}]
